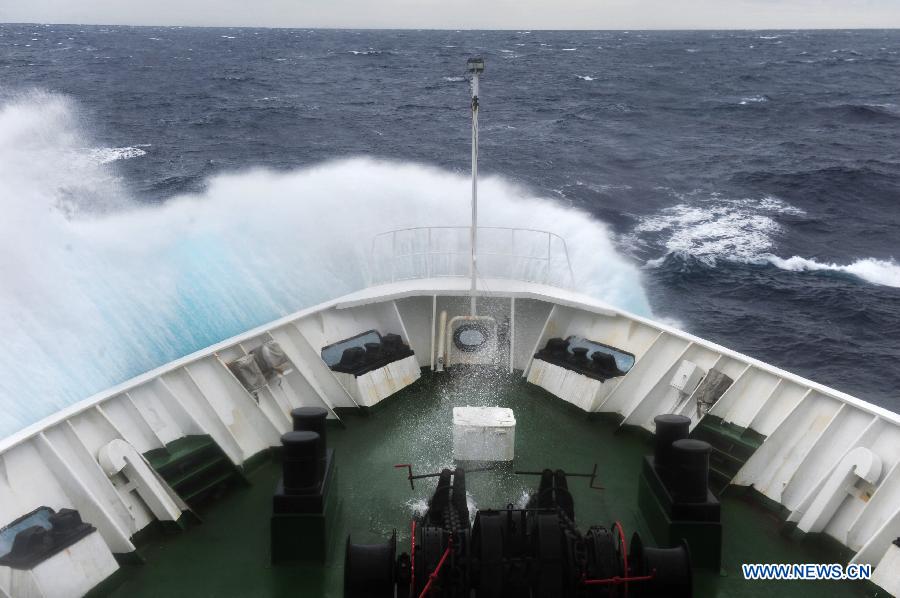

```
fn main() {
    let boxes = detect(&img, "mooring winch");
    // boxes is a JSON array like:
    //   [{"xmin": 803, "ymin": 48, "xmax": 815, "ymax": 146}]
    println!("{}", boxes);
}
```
[{"xmin": 344, "ymin": 467, "xmax": 692, "ymax": 597}]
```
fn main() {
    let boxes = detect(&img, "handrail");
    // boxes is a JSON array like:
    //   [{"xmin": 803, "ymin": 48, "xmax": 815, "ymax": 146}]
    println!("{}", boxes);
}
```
[{"xmin": 368, "ymin": 226, "xmax": 576, "ymax": 289}]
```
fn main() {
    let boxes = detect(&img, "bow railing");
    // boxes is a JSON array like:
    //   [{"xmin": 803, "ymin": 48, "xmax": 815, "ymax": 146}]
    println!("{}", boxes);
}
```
[{"xmin": 369, "ymin": 226, "xmax": 575, "ymax": 289}]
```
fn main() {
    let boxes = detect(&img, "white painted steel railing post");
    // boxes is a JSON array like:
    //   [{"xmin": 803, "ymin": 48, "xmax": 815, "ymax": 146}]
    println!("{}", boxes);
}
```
[
  {"xmin": 510, "ymin": 228, "xmax": 515, "ymax": 281},
  {"xmin": 546, "ymin": 232, "xmax": 552, "ymax": 285},
  {"xmin": 427, "ymin": 227, "xmax": 432, "ymax": 278},
  {"xmin": 370, "ymin": 236, "xmax": 376, "ymax": 287},
  {"xmin": 391, "ymin": 230, "xmax": 397, "ymax": 283},
  {"xmin": 563, "ymin": 237, "xmax": 575, "ymax": 287}
]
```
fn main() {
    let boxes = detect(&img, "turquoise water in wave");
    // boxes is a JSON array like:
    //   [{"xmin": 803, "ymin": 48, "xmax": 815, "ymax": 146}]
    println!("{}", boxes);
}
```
[{"xmin": 0, "ymin": 26, "xmax": 898, "ymax": 435}]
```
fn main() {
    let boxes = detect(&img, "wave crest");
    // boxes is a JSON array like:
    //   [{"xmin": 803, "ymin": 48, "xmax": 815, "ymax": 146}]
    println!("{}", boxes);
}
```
[
  {"xmin": 89, "ymin": 146, "xmax": 148, "ymax": 164},
  {"xmin": 0, "ymin": 92, "xmax": 652, "ymax": 436},
  {"xmin": 819, "ymin": 102, "xmax": 900, "ymax": 122},
  {"xmin": 629, "ymin": 195, "xmax": 800, "ymax": 265},
  {"xmin": 766, "ymin": 256, "xmax": 900, "ymax": 288},
  {"xmin": 632, "ymin": 194, "xmax": 898, "ymax": 288}
]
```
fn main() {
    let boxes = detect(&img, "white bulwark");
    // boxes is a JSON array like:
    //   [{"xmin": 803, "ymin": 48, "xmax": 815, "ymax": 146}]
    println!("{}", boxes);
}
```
[
  {"xmin": 333, "ymin": 355, "xmax": 421, "ymax": 408},
  {"xmin": 0, "ymin": 274, "xmax": 898, "ymax": 596},
  {"xmin": 2, "ymin": 531, "xmax": 118, "ymax": 598}
]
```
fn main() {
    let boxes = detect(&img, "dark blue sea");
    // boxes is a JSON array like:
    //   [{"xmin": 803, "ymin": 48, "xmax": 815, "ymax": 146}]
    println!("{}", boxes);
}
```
[{"xmin": 1, "ymin": 25, "xmax": 898, "ymax": 434}]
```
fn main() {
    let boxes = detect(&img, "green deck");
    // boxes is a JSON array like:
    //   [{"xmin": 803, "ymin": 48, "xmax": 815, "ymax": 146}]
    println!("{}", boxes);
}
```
[{"xmin": 100, "ymin": 369, "xmax": 878, "ymax": 597}]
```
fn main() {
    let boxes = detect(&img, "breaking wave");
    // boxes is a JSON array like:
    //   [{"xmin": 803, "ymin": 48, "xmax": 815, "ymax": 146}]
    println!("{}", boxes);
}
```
[
  {"xmin": 0, "ymin": 92, "xmax": 651, "ymax": 436},
  {"xmin": 631, "ymin": 195, "xmax": 800, "ymax": 265},
  {"xmin": 739, "ymin": 95, "xmax": 769, "ymax": 105},
  {"xmin": 89, "ymin": 145, "xmax": 149, "ymax": 164},
  {"xmin": 818, "ymin": 102, "xmax": 900, "ymax": 122},
  {"xmin": 632, "ymin": 194, "xmax": 898, "ymax": 288},
  {"xmin": 348, "ymin": 49, "xmax": 389, "ymax": 56},
  {"xmin": 766, "ymin": 256, "xmax": 900, "ymax": 288}
]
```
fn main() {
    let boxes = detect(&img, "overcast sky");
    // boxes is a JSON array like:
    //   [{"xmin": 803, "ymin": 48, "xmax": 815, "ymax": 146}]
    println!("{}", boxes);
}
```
[{"xmin": 2, "ymin": 0, "xmax": 899, "ymax": 29}]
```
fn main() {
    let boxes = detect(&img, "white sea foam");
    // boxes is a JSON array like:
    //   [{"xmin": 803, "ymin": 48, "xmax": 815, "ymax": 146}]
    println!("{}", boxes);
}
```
[
  {"xmin": 576, "ymin": 75, "xmax": 595, "ymax": 81},
  {"xmin": 757, "ymin": 195, "xmax": 804, "ymax": 215},
  {"xmin": 442, "ymin": 76, "xmax": 466, "ymax": 82},
  {"xmin": 634, "ymin": 194, "xmax": 897, "ymax": 287},
  {"xmin": 89, "ymin": 146, "xmax": 149, "ymax": 164},
  {"xmin": 0, "ymin": 91, "xmax": 652, "ymax": 437},
  {"xmin": 632, "ymin": 195, "xmax": 798, "ymax": 265},
  {"xmin": 406, "ymin": 498, "xmax": 429, "ymax": 518},
  {"xmin": 766, "ymin": 256, "xmax": 900, "ymax": 288},
  {"xmin": 406, "ymin": 494, "xmax": 478, "ymax": 525},
  {"xmin": 515, "ymin": 489, "xmax": 531, "ymax": 509},
  {"xmin": 561, "ymin": 48, "xmax": 577, "ymax": 51},
  {"xmin": 739, "ymin": 95, "xmax": 769, "ymax": 105}
]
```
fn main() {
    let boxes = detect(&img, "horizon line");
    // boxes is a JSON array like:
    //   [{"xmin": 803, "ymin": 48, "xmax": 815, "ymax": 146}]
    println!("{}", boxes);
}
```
[{"xmin": 3, "ymin": 22, "xmax": 900, "ymax": 32}]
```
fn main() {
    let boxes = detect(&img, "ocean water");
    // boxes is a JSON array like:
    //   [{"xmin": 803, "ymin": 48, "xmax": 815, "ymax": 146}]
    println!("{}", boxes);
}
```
[{"xmin": 1, "ymin": 25, "xmax": 898, "ymax": 435}]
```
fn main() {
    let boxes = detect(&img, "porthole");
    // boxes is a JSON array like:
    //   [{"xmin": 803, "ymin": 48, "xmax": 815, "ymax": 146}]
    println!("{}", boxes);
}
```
[{"xmin": 453, "ymin": 323, "xmax": 491, "ymax": 353}]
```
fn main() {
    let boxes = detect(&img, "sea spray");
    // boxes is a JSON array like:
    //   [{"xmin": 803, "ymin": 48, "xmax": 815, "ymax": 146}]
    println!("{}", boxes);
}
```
[{"xmin": 0, "ymin": 92, "xmax": 652, "ymax": 436}]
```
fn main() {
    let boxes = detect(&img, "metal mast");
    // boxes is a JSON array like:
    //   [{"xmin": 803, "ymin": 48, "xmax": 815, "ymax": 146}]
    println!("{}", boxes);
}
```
[{"xmin": 467, "ymin": 57, "xmax": 484, "ymax": 316}]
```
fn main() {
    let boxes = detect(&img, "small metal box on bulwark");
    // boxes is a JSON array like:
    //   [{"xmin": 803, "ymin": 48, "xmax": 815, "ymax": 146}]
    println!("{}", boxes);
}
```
[{"xmin": 452, "ymin": 406, "xmax": 516, "ymax": 462}]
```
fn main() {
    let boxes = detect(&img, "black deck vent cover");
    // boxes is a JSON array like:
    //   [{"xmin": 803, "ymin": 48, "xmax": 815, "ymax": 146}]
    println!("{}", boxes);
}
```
[{"xmin": 0, "ymin": 507, "xmax": 95, "ymax": 570}]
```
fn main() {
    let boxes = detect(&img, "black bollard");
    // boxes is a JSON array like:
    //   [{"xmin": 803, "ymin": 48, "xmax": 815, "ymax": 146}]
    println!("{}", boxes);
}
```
[
  {"xmin": 671, "ymin": 438, "xmax": 712, "ymax": 503},
  {"xmin": 291, "ymin": 406, "xmax": 329, "ymax": 466},
  {"xmin": 653, "ymin": 414, "xmax": 691, "ymax": 475},
  {"xmin": 281, "ymin": 431, "xmax": 321, "ymax": 493}
]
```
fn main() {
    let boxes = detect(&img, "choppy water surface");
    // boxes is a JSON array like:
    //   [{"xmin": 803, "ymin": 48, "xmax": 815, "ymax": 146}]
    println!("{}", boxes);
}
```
[{"xmin": 0, "ymin": 26, "xmax": 898, "ymax": 434}]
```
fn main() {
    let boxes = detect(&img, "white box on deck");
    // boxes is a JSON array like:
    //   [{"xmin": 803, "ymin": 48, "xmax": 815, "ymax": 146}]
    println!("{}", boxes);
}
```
[{"xmin": 452, "ymin": 406, "xmax": 516, "ymax": 462}]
